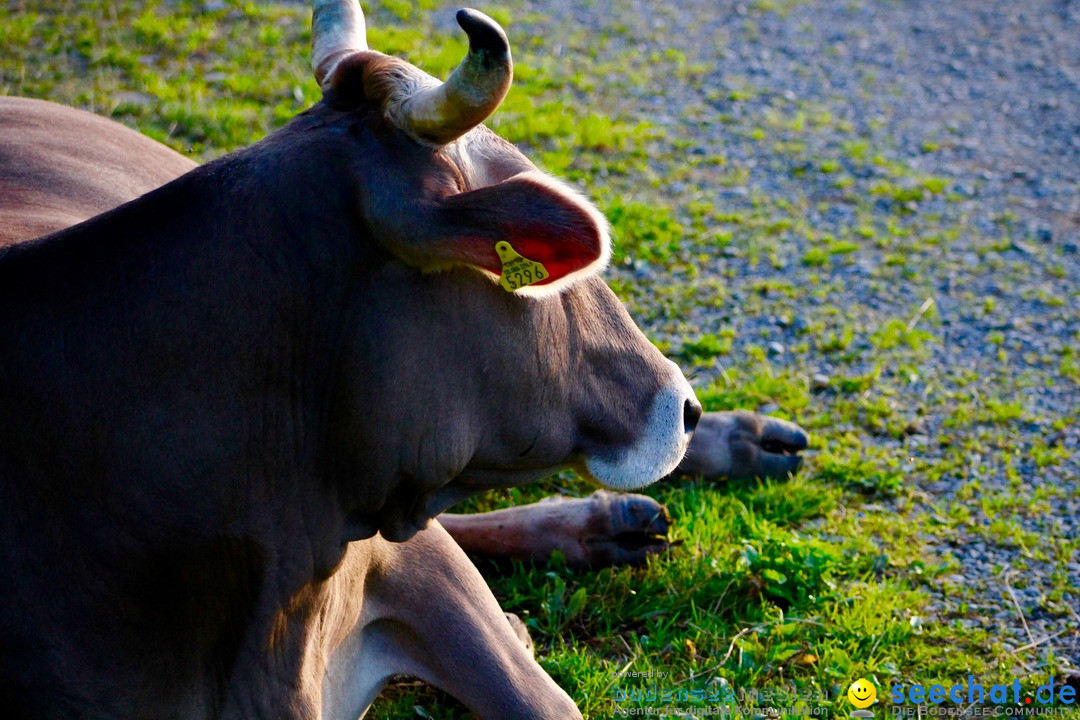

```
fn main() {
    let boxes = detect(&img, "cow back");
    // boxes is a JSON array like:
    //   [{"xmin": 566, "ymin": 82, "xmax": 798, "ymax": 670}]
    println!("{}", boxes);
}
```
[{"xmin": 0, "ymin": 96, "xmax": 195, "ymax": 246}]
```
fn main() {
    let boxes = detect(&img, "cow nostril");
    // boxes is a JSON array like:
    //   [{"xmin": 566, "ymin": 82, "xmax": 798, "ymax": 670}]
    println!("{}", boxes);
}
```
[{"xmin": 683, "ymin": 397, "xmax": 703, "ymax": 433}]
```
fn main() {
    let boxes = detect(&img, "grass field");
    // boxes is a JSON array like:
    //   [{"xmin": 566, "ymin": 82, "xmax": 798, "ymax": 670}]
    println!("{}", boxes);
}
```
[{"xmin": 2, "ymin": 0, "xmax": 1078, "ymax": 717}]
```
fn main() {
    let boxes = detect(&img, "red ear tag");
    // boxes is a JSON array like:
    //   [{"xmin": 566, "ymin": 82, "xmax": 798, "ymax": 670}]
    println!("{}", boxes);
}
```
[{"xmin": 496, "ymin": 241, "xmax": 549, "ymax": 292}]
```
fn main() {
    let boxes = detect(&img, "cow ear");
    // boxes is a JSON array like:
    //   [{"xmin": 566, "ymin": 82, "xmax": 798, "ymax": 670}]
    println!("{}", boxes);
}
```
[{"xmin": 428, "ymin": 171, "xmax": 611, "ymax": 296}]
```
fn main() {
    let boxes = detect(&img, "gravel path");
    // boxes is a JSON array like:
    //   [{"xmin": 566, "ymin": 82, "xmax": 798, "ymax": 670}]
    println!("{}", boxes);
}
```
[{"xmin": 510, "ymin": 0, "xmax": 1080, "ymax": 675}]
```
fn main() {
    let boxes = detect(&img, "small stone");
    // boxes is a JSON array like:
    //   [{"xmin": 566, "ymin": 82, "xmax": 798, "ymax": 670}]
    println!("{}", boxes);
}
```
[
  {"xmin": 113, "ymin": 91, "xmax": 156, "ymax": 109},
  {"xmin": 811, "ymin": 374, "xmax": 830, "ymax": 392},
  {"xmin": 767, "ymin": 342, "xmax": 785, "ymax": 357},
  {"xmin": 903, "ymin": 419, "xmax": 927, "ymax": 436}
]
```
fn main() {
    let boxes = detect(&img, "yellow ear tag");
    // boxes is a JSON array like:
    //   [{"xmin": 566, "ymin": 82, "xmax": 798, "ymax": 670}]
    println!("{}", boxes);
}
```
[{"xmin": 496, "ymin": 241, "xmax": 549, "ymax": 292}]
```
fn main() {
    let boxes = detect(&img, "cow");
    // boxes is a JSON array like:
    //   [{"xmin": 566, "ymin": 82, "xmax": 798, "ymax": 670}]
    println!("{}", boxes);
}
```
[
  {"xmin": 0, "ymin": 97, "xmax": 808, "ymax": 564},
  {"xmin": 0, "ymin": 2, "xmax": 809, "ymax": 716}
]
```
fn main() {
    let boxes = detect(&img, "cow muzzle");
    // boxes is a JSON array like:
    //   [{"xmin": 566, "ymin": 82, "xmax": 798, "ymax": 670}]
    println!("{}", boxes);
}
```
[{"xmin": 583, "ymin": 361, "xmax": 700, "ymax": 490}]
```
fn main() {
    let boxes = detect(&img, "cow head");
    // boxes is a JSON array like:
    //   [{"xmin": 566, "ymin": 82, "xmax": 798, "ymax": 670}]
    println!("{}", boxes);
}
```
[{"xmin": 301, "ymin": 1, "xmax": 700, "ymax": 541}]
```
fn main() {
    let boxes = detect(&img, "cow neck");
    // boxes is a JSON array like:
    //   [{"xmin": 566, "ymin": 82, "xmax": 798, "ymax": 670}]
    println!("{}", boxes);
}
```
[{"xmin": 0, "ymin": 131, "xmax": 359, "ymax": 580}]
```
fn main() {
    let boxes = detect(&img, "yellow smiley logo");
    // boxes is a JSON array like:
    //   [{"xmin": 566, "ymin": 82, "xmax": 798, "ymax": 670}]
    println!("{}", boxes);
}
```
[{"xmin": 847, "ymin": 678, "xmax": 877, "ymax": 709}]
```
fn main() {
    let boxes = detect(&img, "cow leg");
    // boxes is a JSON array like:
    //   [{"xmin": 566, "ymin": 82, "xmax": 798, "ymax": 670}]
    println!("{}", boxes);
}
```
[
  {"xmin": 322, "ymin": 522, "xmax": 581, "ymax": 720},
  {"xmin": 440, "ymin": 412, "xmax": 809, "ymax": 567},
  {"xmin": 673, "ymin": 410, "xmax": 809, "ymax": 480},
  {"xmin": 439, "ymin": 490, "xmax": 671, "ymax": 568}
]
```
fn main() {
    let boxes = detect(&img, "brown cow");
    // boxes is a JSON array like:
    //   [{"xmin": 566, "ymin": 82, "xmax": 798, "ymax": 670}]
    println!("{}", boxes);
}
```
[
  {"xmin": 0, "ymin": 93, "xmax": 809, "ymax": 720},
  {"xmin": 0, "ymin": 1, "xmax": 699, "ymax": 713},
  {"xmin": 0, "ymin": 3, "xmax": 807, "ymax": 717}
]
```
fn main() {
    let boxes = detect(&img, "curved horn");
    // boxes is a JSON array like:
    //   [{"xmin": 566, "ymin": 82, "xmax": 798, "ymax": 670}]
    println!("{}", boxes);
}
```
[
  {"xmin": 312, "ymin": 0, "xmax": 368, "ymax": 87},
  {"xmin": 399, "ymin": 9, "xmax": 513, "ymax": 144}
]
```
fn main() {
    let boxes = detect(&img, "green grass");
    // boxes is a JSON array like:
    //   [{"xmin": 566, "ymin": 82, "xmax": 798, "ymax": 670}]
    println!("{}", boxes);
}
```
[{"xmin": 3, "ymin": 1, "xmax": 1078, "ymax": 718}]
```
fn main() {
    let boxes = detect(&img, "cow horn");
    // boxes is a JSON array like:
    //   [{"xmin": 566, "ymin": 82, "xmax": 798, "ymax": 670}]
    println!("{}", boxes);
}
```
[
  {"xmin": 312, "ymin": 0, "xmax": 368, "ymax": 87},
  {"xmin": 399, "ymin": 9, "xmax": 513, "ymax": 144}
]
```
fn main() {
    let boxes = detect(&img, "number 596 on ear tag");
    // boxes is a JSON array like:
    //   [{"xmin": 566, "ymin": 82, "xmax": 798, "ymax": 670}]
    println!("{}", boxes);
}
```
[{"xmin": 496, "ymin": 241, "xmax": 549, "ymax": 292}]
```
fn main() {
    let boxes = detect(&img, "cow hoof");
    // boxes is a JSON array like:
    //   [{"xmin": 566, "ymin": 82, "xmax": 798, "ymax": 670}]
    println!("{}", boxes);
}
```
[
  {"xmin": 559, "ymin": 490, "xmax": 671, "ymax": 568},
  {"xmin": 504, "ymin": 612, "xmax": 534, "ymax": 655},
  {"xmin": 676, "ymin": 411, "xmax": 809, "ymax": 480}
]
